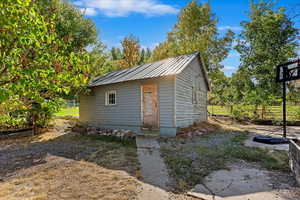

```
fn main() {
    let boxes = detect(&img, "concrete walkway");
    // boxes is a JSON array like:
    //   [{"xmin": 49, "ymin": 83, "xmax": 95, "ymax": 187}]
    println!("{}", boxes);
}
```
[
  {"xmin": 238, "ymin": 124, "xmax": 299, "ymax": 151},
  {"xmin": 136, "ymin": 136, "xmax": 171, "ymax": 200},
  {"xmin": 244, "ymin": 136, "xmax": 289, "ymax": 151},
  {"xmin": 189, "ymin": 161, "xmax": 299, "ymax": 200},
  {"xmin": 235, "ymin": 124, "xmax": 300, "ymax": 139}
]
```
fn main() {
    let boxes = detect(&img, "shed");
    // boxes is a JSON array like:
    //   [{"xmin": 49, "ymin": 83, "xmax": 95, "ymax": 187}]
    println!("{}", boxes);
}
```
[{"xmin": 79, "ymin": 52, "xmax": 210, "ymax": 136}]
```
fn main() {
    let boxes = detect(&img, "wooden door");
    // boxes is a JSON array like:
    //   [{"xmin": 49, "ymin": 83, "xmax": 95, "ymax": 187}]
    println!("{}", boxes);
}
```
[{"xmin": 141, "ymin": 84, "xmax": 159, "ymax": 129}]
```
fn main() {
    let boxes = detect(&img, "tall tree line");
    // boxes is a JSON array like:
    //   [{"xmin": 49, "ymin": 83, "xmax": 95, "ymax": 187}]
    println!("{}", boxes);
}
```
[
  {"xmin": 216, "ymin": 0, "xmax": 299, "ymax": 119},
  {"xmin": 89, "ymin": 34, "xmax": 152, "ymax": 77},
  {"xmin": 150, "ymin": 0, "xmax": 234, "ymax": 106}
]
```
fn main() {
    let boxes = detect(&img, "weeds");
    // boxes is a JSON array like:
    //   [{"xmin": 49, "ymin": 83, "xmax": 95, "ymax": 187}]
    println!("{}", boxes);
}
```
[
  {"xmin": 88, "ymin": 134, "xmax": 136, "ymax": 147},
  {"xmin": 159, "ymin": 131, "xmax": 290, "ymax": 191}
]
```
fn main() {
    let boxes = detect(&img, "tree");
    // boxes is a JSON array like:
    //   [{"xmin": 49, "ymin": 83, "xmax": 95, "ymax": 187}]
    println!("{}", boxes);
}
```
[
  {"xmin": 150, "ymin": 0, "xmax": 234, "ymax": 105},
  {"xmin": 235, "ymin": 0, "xmax": 298, "ymax": 112},
  {"xmin": 151, "ymin": 40, "xmax": 171, "ymax": 61},
  {"xmin": 145, "ymin": 48, "xmax": 152, "ymax": 61},
  {"xmin": 139, "ymin": 49, "xmax": 146, "ymax": 65},
  {"xmin": 209, "ymin": 70, "xmax": 230, "ymax": 105},
  {"xmin": 151, "ymin": 0, "xmax": 234, "ymax": 72},
  {"xmin": 138, "ymin": 48, "xmax": 152, "ymax": 65},
  {"xmin": 89, "ymin": 41, "xmax": 114, "ymax": 78},
  {"xmin": 37, "ymin": 0, "xmax": 98, "ymax": 52},
  {"xmin": 0, "ymin": 0, "xmax": 92, "ymax": 130},
  {"xmin": 111, "ymin": 47, "xmax": 123, "ymax": 60},
  {"xmin": 119, "ymin": 35, "xmax": 141, "ymax": 69}
]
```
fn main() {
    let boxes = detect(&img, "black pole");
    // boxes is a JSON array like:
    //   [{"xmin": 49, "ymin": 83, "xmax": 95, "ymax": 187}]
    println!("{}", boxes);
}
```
[{"xmin": 282, "ymin": 80, "xmax": 287, "ymax": 138}]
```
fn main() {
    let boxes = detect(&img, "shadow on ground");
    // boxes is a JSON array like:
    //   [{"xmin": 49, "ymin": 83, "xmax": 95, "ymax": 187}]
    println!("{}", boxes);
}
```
[
  {"xmin": 0, "ymin": 119, "xmax": 299, "ymax": 200},
  {"xmin": 0, "ymin": 119, "xmax": 140, "ymax": 200},
  {"xmin": 0, "ymin": 132, "xmax": 138, "ymax": 179}
]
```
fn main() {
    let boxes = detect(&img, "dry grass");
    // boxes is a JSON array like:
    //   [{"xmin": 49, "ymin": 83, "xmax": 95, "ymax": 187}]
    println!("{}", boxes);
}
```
[
  {"xmin": 0, "ymin": 119, "xmax": 140, "ymax": 200},
  {"xmin": 159, "ymin": 127, "xmax": 291, "ymax": 191},
  {"xmin": 0, "ymin": 157, "xmax": 138, "ymax": 200},
  {"xmin": 177, "ymin": 119, "xmax": 242, "ymax": 138}
]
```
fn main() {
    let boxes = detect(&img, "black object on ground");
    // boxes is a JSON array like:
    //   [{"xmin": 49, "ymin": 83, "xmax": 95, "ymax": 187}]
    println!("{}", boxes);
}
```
[
  {"xmin": 253, "ymin": 135, "xmax": 290, "ymax": 145},
  {"xmin": 0, "ymin": 128, "xmax": 32, "ymax": 135}
]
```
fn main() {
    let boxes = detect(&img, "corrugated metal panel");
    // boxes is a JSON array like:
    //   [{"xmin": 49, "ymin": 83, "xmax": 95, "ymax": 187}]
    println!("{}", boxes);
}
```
[{"xmin": 89, "ymin": 52, "xmax": 199, "ymax": 87}]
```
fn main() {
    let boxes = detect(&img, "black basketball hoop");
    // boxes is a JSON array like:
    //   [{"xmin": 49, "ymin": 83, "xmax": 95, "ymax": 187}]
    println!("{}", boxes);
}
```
[
  {"xmin": 276, "ymin": 59, "xmax": 300, "ymax": 83},
  {"xmin": 276, "ymin": 59, "xmax": 300, "ymax": 138}
]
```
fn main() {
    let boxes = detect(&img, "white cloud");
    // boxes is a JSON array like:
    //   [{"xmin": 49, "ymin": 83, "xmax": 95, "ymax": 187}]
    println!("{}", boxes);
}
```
[
  {"xmin": 79, "ymin": 7, "xmax": 97, "ymax": 16},
  {"xmin": 218, "ymin": 26, "xmax": 242, "ymax": 31},
  {"xmin": 74, "ymin": 0, "xmax": 178, "ymax": 17},
  {"xmin": 223, "ymin": 66, "xmax": 236, "ymax": 70},
  {"xmin": 73, "ymin": 1, "xmax": 83, "ymax": 6}
]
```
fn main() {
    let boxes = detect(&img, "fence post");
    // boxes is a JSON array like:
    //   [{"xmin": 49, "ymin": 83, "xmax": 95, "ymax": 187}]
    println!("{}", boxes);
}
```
[{"xmin": 283, "ymin": 81, "xmax": 287, "ymax": 138}]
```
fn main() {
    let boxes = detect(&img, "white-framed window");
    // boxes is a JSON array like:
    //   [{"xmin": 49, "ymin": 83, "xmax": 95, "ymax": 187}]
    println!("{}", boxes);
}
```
[{"xmin": 105, "ymin": 90, "xmax": 116, "ymax": 105}]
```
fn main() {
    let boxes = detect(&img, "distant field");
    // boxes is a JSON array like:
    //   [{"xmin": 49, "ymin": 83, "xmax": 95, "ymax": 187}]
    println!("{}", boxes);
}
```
[
  {"xmin": 54, "ymin": 105, "xmax": 299, "ymax": 121},
  {"xmin": 208, "ymin": 105, "xmax": 300, "ymax": 121},
  {"xmin": 55, "ymin": 107, "xmax": 79, "ymax": 116}
]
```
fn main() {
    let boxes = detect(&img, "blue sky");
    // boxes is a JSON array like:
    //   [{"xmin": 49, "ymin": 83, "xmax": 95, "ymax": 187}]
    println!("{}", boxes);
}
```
[{"xmin": 72, "ymin": 0, "xmax": 299, "ymax": 76}]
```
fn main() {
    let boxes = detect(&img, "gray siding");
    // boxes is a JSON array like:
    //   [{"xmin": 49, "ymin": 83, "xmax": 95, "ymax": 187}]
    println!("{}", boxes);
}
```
[
  {"xmin": 175, "ymin": 57, "xmax": 208, "ymax": 127},
  {"xmin": 79, "ymin": 76, "xmax": 175, "ymax": 130},
  {"xmin": 158, "ymin": 76, "xmax": 175, "ymax": 127}
]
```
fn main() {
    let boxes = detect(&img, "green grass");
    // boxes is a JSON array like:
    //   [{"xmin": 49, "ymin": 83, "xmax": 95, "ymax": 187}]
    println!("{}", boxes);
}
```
[
  {"xmin": 208, "ymin": 105, "xmax": 300, "ymax": 121},
  {"xmin": 88, "ymin": 134, "xmax": 137, "ymax": 147},
  {"xmin": 55, "ymin": 105, "xmax": 300, "ymax": 120},
  {"xmin": 55, "ymin": 107, "xmax": 79, "ymax": 116},
  {"xmin": 208, "ymin": 105, "xmax": 231, "ymax": 116},
  {"xmin": 159, "ymin": 131, "xmax": 290, "ymax": 191}
]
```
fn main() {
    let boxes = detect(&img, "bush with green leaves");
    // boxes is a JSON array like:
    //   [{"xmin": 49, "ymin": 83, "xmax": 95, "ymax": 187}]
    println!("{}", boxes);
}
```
[
  {"xmin": 232, "ymin": 105, "xmax": 259, "ymax": 121},
  {"xmin": 0, "ymin": 0, "xmax": 96, "ymax": 130}
]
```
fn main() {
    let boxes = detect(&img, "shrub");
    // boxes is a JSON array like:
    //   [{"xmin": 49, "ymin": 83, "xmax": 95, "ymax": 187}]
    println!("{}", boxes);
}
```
[{"xmin": 232, "ymin": 105, "xmax": 258, "ymax": 121}]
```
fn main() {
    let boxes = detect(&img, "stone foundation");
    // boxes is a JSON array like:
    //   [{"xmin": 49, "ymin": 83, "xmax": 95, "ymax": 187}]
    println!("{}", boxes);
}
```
[{"xmin": 86, "ymin": 126, "xmax": 137, "ymax": 140}]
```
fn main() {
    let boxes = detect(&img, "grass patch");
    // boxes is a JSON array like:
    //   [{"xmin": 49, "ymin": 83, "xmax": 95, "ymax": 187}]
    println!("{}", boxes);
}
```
[
  {"xmin": 88, "ymin": 134, "xmax": 136, "ymax": 147},
  {"xmin": 159, "ymin": 131, "xmax": 289, "ymax": 191},
  {"xmin": 55, "ymin": 107, "xmax": 79, "ymax": 116},
  {"xmin": 208, "ymin": 105, "xmax": 300, "ymax": 121}
]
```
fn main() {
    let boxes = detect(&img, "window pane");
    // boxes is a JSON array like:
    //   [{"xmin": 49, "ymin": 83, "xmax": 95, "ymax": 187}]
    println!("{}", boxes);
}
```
[
  {"xmin": 106, "ymin": 91, "xmax": 116, "ymax": 105},
  {"xmin": 109, "ymin": 93, "xmax": 115, "ymax": 104}
]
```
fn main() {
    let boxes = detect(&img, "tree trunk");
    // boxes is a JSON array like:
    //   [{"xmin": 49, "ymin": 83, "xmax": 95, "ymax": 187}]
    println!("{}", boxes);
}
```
[
  {"xmin": 32, "ymin": 113, "xmax": 37, "ymax": 135},
  {"xmin": 30, "ymin": 102, "xmax": 40, "ymax": 135}
]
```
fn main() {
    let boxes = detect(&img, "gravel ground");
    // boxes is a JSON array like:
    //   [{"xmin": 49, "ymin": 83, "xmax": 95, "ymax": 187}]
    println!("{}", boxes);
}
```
[
  {"xmin": 0, "ymin": 119, "xmax": 200, "ymax": 200},
  {"xmin": 158, "ymin": 127, "xmax": 300, "ymax": 199},
  {"xmin": 0, "ymin": 119, "xmax": 140, "ymax": 200}
]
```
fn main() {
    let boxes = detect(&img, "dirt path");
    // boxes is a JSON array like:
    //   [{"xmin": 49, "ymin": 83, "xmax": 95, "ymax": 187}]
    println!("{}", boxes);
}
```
[{"xmin": 232, "ymin": 123, "xmax": 300, "ymax": 139}]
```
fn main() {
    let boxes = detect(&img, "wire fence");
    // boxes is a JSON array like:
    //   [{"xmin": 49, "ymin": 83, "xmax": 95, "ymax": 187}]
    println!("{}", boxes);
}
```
[{"xmin": 208, "ymin": 104, "xmax": 300, "ymax": 122}]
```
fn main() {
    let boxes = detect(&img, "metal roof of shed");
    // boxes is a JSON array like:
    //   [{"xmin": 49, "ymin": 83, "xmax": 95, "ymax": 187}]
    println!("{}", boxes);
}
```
[{"xmin": 89, "ymin": 52, "xmax": 204, "ymax": 87}]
